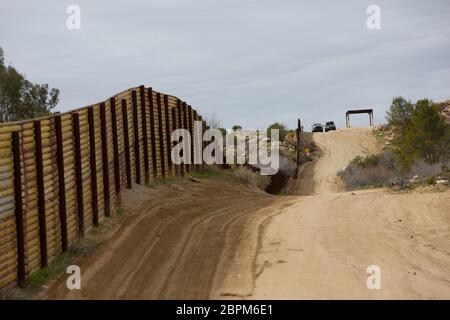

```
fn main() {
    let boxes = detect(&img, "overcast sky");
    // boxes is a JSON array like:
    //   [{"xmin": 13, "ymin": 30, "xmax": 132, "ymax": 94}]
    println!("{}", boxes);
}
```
[{"xmin": 1, "ymin": 0, "xmax": 449, "ymax": 130}]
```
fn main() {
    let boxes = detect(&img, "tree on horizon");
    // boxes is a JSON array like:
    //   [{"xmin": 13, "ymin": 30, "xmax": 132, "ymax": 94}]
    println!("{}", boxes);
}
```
[{"xmin": 0, "ymin": 47, "xmax": 59, "ymax": 123}]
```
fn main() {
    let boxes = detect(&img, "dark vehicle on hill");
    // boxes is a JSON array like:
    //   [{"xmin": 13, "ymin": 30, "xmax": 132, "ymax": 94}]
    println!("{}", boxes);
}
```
[
  {"xmin": 312, "ymin": 123, "xmax": 324, "ymax": 132},
  {"xmin": 325, "ymin": 121, "xmax": 336, "ymax": 132}
]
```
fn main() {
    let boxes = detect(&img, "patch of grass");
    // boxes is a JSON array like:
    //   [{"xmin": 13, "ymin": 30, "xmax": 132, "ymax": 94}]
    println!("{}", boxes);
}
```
[
  {"xmin": 113, "ymin": 207, "xmax": 125, "ymax": 216},
  {"xmin": 145, "ymin": 177, "xmax": 178, "ymax": 188},
  {"xmin": 229, "ymin": 166, "xmax": 270, "ymax": 190},
  {"xmin": 26, "ymin": 250, "xmax": 76, "ymax": 290},
  {"xmin": 191, "ymin": 166, "xmax": 223, "ymax": 179}
]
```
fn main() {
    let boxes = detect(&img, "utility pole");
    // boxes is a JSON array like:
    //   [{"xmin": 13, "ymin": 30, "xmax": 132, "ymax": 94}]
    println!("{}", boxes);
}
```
[{"xmin": 296, "ymin": 118, "xmax": 302, "ymax": 167}]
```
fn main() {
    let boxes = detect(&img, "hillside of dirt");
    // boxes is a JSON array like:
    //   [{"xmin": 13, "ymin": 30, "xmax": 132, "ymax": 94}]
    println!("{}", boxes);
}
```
[{"xmin": 295, "ymin": 127, "xmax": 382, "ymax": 194}]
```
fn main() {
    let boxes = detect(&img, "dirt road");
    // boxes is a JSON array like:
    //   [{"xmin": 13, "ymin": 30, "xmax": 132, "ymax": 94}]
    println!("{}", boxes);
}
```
[
  {"xmin": 41, "ymin": 177, "xmax": 290, "ymax": 299},
  {"xmin": 248, "ymin": 189, "xmax": 450, "ymax": 299},
  {"xmin": 216, "ymin": 127, "xmax": 450, "ymax": 299},
  {"xmin": 41, "ymin": 127, "xmax": 450, "ymax": 299}
]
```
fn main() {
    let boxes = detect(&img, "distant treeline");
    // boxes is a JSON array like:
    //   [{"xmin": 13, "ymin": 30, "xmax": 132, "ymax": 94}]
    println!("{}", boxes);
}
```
[{"xmin": 386, "ymin": 97, "xmax": 450, "ymax": 171}]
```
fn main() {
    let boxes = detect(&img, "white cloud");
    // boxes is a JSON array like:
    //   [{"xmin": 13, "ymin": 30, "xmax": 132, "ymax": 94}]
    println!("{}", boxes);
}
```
[{"xmin": 1, "ymin": 0, "xmax": 449, "ymax": 130}]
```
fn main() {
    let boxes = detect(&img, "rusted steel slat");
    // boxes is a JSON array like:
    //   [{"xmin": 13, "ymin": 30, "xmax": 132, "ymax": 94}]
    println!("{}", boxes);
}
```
[
  {"xmin": 177, "ymin": 99, "xmax": 185, "ymax": 176},
  {"xmin": 121, "ymin": 99, "xmax": 132, "ymax": 189},
  {"xmin": 88, "ymin": 107, "xmax": 99, "ymax": 226},
  {"xmin": 296, "ymin": 118, "xmax": 301, "ymax": 166},
  {"xmin": 34, "ymin": 120, "xmax": 48, "ymax": 267},
  {"xmin": 164, "ymin": 95, "xmax": 172, "ymax": 174},
  {"xmin": 72, "ymin": 113, "xmax": 84, "ymax": 236},
  {"xmin": 100, "ymin": 103, "xmax": 111, "ymax": 216},
  {"xmin": 193, "ymin": 111, "xmax": 201, "ymax": 168},
  {"xmin": 157, "ymin": 93, "xmax": 166, "ymax": 177},
  {"xmin": 139, "ymin": 85, "xmax": 149, "ymax": 183},
  {"xmin": 12, "ymin": 130, "xmax": 26, "ymax": 287},
  {"xmin": 132, "ymin": 90, "xmax": 141, "ymax": 184},
  {"xmin": 188, "ymin": 105, "xmax": 194, "ymax": 171},
  {"xmin": 110, "ymin": 98, "xmax": 121, "ymax": 194},
  {"xmin": 171, "ymin": 107, "xmax": 178, "ymax": 176},
  {"xmin": 198, "ymin": 115, "xmax": 206, "ymax": 162},
  {"xmin": 55, "ymin": 115, "xmax": 68, "ymax": 251},
  {"xmin": 148, "ymin": 88, "xmax": 157, "ymax": 178},
  {"xmin": 182, "ymin": 101, "xmax": 190, "ymax": 172}
]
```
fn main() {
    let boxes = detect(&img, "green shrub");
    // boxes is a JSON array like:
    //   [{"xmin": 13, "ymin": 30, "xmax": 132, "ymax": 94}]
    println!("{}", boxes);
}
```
[
  {"xmin": 386, "ymin": 97, "xmax": 450, "ymax": 171},
  {"xmin": 267, "ymin": 122, "xmax": 288, "ymax": 141},
  {"xmin": 339, "ymin": 153, "xmax": 396, "ymax": 189},
  {"xmin": 425, "ymin": 176, "xmax": 436, "ymax": 185}
]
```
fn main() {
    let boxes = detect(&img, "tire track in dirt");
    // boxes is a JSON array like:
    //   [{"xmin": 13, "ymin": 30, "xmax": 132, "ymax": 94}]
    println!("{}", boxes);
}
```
[{"xmin": 40, "ymin": 177, "xmax": 293, "ymax": 299}]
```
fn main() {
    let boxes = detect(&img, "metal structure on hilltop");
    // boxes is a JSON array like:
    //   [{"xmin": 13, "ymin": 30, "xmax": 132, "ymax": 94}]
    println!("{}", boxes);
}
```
[{"xmin": 345, "ymin": 109, "xmax": 374, "ymax": 127}]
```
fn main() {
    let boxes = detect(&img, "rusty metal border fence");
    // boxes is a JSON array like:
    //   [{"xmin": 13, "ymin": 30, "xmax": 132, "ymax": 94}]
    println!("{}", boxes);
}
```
[{"xmin": 0, "ymin": 85, "xmax": 205, "ymax": 289}]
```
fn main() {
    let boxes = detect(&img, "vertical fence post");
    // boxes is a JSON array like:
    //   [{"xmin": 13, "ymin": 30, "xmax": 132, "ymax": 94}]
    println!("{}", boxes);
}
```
[
  {"xmin": 140, "ymin": 85, "xmax": 150, "ymax": 183},
  {"xmin": 164, "ymin": 95, "xmax": 172, "ymax": 175},
  {"xmin": 100, "ymin": 103, "xmax": 111, "ymax": 217},
  {"xmin": 110, "ymin": 98, "xmax": 121, "ymax": 193},
  {"xmin": 157, "ymin": 93, "xmax": 166, "ymax": 177},
  {"xmin": 55, "ymin": 115, "xmax": 68, "ymax": 252},
  {"xmin": 34, "ymin": 120, "xmax": 48, "ymax": 267},
  {"xmin": 296, "ymin": 118, "xmax": 301, "ymax": 167},
  {"xmin": 182, "ymin": 102, "xmax": 190, "ymax": 172},
  {"xmin": 193, "ymin": 111, "xmax": 201, "ymax": 169},
  {"xmin": 198, "ymin": 115, "xmax": 206, "ymax": 165},
  {"xmin": 72, "ymin": 113, "xmax": 84, "ymax": 236},
  {"xmin": 132, "ymin": 90, "xmax": 141, "ymax": 184},
  {"xmin": 171, "ymin": 107, "xmax": 178, "ymax": 176},
  {"xmin": 188, "ymin": 105, "xmax": 194, "ymax": 171},
  {"xmin": 203, "ymin": 119, "xmax": 208, "ymax": 166},
  {"xmin": 148, "ymin": 88, "xmax": 157, "ymax": 179},
  {"xmin": 12, "ymin": 131, "xmax": 26, "ymax": 288},
  {"xmin": 177, "ymin": 99, "xmax": 185, "ymax": 176},
  {"xmin": 122, "ymin": 99, "xmax": 132, "ymax": 189},
  {"xmin": 88, "ymin": 107, "xmax": 99, "ymax": 227}
]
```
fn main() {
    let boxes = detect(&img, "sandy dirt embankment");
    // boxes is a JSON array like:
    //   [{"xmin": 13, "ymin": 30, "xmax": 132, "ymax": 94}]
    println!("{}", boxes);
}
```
[{"xmin": 295, "ymin": 127, "xmax": 382, "ymax": 194}]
